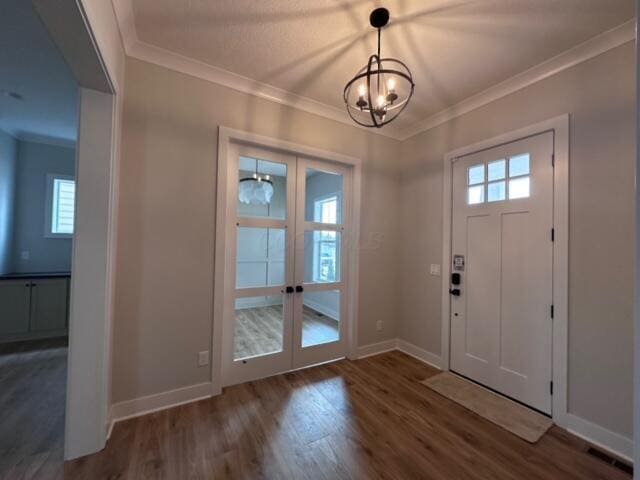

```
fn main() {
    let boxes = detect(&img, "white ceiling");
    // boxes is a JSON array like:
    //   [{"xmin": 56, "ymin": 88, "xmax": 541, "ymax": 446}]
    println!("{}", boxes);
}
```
[
  {"xmin": 128, "ymin": 0, "xmax": 634, "ymax": 134},
  {"xmin": 0, "ymin": 0, "xmax": 78, "ymax": 145}
]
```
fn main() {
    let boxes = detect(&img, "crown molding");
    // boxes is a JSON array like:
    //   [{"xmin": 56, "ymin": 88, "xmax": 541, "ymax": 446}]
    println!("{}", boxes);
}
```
[
  {"xmin": 127, "ymin": 40, "xmax": 403, "ymax": 141},
  {"xmin": 111, "ymin": 0, "xmax": 634, "ymax": 143},
  {"xmin": 15, "ymin": 132, "xmax": 76, "ymax": 148},
  {"xmin": 399, "ymin": 19, "xmax": 636, "ymax": 141},
  {"xmin": 110, "ymin": 0, "xmax": 403, "ymax": 140}
]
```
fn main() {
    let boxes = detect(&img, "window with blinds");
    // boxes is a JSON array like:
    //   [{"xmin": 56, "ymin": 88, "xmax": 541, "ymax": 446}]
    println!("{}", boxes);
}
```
[{"xmin": 48, "ymin": 176, "xmax": 76, "ymax": 236}]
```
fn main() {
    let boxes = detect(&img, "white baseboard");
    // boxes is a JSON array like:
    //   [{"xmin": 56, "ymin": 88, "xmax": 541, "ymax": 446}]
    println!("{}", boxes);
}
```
[
  {"xmin": 396, "ymin": 339, "xmax": 443, "ymax": 370},
  {"xmin": 109, "ymin": 382, "xmax": 213, "ymax": 426},
  {"xmin": 356, "ymin": 339, "xmax": 398, "ymax": 358},
  {"xmin": 564, "ymin": 413, "xmax": 633, "ymax": 464}
]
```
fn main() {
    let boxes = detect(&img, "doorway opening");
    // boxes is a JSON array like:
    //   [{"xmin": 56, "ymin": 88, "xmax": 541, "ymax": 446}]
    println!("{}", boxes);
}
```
[{"xmin": 0, "ymin": 0, "xmax": 79, "ymax": 472}]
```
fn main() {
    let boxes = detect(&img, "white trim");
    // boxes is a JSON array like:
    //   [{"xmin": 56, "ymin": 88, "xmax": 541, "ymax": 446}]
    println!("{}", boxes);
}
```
[
  {"xmin": 14, "ymin": 132, "xmax": 76, "ymax": 148},
  {"xmin": 355, "ymin": 339, "xmax": 398, "ymax": 359},
  {"xmin": 109, "ymin": 382, "xmax": 213, "ymax": 424},
  {"xmin": 396, "ymin": 339, "xmax": 442, "ymax": 370},
  {"xmin": 565, "ymin": 414, "xmax": 634, "ymax": 464},
  {"xmin": 213, "ymin": 126, "xmax": 362, "ymax": 393},
  {"xmin": 440, "ymin": 115, "xmax": 570, "ymax": 428},
  {"xmin": 635, "ymin": 5, "xmax": 640, "ymax": 474},
  {"xmin": 111, "ymin": 0, "xmax": 633, "ymax": 141},
  {"xmin": 401, "ymin": 21, "xmax": 635, "ymax": 140}
]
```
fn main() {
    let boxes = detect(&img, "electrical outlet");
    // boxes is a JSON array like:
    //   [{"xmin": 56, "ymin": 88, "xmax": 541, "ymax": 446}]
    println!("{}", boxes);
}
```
[
  {"xmin": 429, "ymin": 264, "xmax": 440, "ymax": 276},
  {"xmin": 198, "ymin": 351, "xmax": 209, "ymax": 366},
  {"xmin": 20, "ymin": 251, "xmax": 30, "ymax": 260},
  {"xmin": 376, "ymin": 320, "xmax": 383, "ymax": 331}
]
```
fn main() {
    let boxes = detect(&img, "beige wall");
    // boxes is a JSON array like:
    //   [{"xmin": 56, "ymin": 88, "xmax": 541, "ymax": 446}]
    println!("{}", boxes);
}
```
[
  {"xmin": 112, "ymin": 57, "xmax": 402, "ymax": 403},
  {"xmin": 399, "ymin": 43, "xmax": 635, "ymax": 438}
]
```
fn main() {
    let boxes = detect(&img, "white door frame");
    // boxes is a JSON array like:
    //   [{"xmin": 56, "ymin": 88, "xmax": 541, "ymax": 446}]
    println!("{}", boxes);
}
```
[
  {"xmin": 212, "ymin": 126, "xmax": 362, "ymax": 395},
  {"xmin": 440, "ymin": 114, "xmax": 569, "ymax": 426}
]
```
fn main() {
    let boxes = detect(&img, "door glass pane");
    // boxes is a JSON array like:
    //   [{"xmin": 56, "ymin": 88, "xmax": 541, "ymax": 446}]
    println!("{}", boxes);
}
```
[
  {"xmin": 305, "ymin": 169, "xmax": 343, "ymax": 224},
  {"xmin": 468, "ymin": 164, "xmax": 484, "ymax": 185},
  {"xmin": 467, "ymin": 185, "xmax": 484, "ymax": 205},
  {"xmin": 487, "ymin": 181, "xmax": 506, "ymax": 202},
  {"xmin": 302, "ymin": 290, "xmax": 340, "ymax": 347},
  {"xmin": 234, "ymin": 296, "xmax": 283, "ymax": 360},
  {"xmin": 487, "ymin": 160, "xmax": 506, "ymax": 181},
  {"xmin": 509, "ymin": 177, "xmax": 530, "ymax": 199},
  {"xmin": 236, "ymin": 227, "xmax": 285, "ymax": 288},
  {"xmin": 238, "ymin": 156, "xmax": 287, "ymax": 219},
  {"xmin": 304, "ymin": 230, "xmax": 341, "ymax": 283},
  {"xmin": 509, "ymin": 154, "xmax": 530, "ymax": 177}
]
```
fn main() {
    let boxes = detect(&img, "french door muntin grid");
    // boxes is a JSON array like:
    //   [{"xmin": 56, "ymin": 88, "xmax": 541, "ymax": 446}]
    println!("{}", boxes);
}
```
[{"xmin": 223, "ymin": 143, "xmax": 349, "ymax": 385}]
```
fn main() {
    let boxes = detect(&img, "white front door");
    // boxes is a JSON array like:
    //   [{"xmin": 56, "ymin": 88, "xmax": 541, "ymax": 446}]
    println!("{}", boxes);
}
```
[
  {"xmin": 221, "ymin": 143, "xmax": 350, "ymax": 387},
  {"xmin": 450, "ymin": 132, "xmax": 554, "ymax": 414}
]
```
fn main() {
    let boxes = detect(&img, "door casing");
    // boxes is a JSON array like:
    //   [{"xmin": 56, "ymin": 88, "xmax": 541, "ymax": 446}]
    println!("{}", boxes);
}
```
[
  {"xmin": 213, "ymin": 126, "xmax": 362, "ymax": 395},
  {"xmin": 440, "ymin": 115, "xmax": 569, "ymax": 426}
]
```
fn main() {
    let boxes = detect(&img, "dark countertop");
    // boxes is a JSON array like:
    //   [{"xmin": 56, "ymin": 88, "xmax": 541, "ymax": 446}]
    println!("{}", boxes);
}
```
[{"xmin": 0, "ymin": 272, "xmax": 71, "ymax": 280}]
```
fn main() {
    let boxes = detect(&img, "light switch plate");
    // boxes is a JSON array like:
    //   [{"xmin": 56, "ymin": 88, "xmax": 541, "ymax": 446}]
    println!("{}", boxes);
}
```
[
  {"xmin": 198, "ymin": 351, "xmax": 209, "ymax": 366},
  {"xmin": 430, "ymin": 264, "xmax": 441, "ymax": 276}
]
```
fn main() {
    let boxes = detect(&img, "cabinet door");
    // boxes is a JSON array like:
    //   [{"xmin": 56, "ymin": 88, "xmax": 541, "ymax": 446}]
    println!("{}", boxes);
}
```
[
  {"xmin": 0, "ymin": 280, "xmax": 31, "ymax": 335},
  {"xmin": 30, "ymin": 278, "xmax": 69, "ymax": 332}
]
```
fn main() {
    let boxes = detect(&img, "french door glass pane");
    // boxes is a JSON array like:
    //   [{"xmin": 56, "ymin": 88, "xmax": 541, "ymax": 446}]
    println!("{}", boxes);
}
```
[
  {"xmin": 302, "ymin": 290, "xmax": 340, "ymax": 347},
  {"xmin": 305, "ymin": 169, "xmax": 343, "ymax": 224},
  {"xmin": 303, "ymin": 230, "xmax": 341, "ymax": 283},
  {"xmin": 234, "ymin": 296, "xmax": 284, "ymax": 360},
  {"xmin": 236, "ymin": 227, "xmax": 285, "ymax": 288},
  {"xmin": 238, "ymin": 156, "xmax": 287, "ymax": 220}
]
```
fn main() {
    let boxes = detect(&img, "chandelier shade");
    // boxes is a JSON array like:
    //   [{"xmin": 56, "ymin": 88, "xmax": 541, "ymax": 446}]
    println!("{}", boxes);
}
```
[{"xmin": 343, "ymin": 8, "xmax": 415, "ymax": 128}]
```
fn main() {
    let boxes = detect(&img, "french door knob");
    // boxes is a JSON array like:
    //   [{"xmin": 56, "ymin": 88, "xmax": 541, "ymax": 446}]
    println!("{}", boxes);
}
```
[
  {"xmin": 285, "ymin": 286, "xmax": 294, "ymax": 294},
  {"xmin": 449, "ymin": 288, "xmax": 461, "ymax": 296},
  {"xmin": 295, "ymin": 285, "xmax": 304, "ymax": 293}
]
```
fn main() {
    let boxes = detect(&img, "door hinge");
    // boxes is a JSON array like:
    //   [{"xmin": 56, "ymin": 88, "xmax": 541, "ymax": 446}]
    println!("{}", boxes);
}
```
[
  {"xmin": 551, "ymin": 228, "xmax": 555, "ymax": 242},
  {"xmin": 551, "ymin": 154, "xmax": 555, "ymax": 167},
  {"xmin": 550, "ymin": 305, "xmax": 554, "ymax": 319},
  {"xmin": 550, "ymin": 381, "xmax": 554, "ymax": 395}
]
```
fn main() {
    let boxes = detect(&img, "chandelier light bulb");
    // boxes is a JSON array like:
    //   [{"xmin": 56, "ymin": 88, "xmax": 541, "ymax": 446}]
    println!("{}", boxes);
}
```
[
  {"xmin": 377, "ymin": 94, "xmax": 386, "ymax": 107},
  {"xmin": 358, "ymin": 84, "xmax": 367, "ymax": 97},
  {"xmin": 387, "ymin": 77, "xmax": 396, "ymax": 92}
]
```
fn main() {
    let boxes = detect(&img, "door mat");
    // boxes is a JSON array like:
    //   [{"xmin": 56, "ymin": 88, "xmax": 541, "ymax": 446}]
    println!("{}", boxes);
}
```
[{"xmin": 421, "ymin": 372, "xmax": 553, "ymax": 443}]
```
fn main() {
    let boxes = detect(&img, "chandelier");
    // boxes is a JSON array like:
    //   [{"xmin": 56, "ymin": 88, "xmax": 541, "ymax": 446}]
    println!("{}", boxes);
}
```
[
  {"xmin": 343, "ymin": 8, "xmax": 414, "ymax": 128},
  {"xmin": 239, "ymin": 159, "xmax": 274, "ymax": 205}
]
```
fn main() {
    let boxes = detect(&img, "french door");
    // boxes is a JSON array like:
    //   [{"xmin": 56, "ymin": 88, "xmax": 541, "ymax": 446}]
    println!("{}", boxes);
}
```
[
  {"xmin": 221, "ymin": 143, "xmax": 350, "ymax": 386},
  {"xmin": 449, "ymin": 132, "xmax": 554, "ymax": 414}
]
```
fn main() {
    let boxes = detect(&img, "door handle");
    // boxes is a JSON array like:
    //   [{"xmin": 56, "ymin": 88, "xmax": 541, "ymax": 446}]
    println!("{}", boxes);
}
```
[
  {"xmin": 295, "ymin": 285, "xmax": 304, "ymax": 293},
  {"xmin": 449, "ymin": 288, "xmax": 461, "ymax": 297},
  {"xmin": 285, "ymin": 286, "xmax": 294, "ymax": 294}
]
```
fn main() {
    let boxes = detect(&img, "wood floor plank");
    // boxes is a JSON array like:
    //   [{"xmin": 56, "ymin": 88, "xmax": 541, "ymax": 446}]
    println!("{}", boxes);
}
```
[{"xmin": 59, "ymin": 351, "xmax": 636, "ymax": 479}]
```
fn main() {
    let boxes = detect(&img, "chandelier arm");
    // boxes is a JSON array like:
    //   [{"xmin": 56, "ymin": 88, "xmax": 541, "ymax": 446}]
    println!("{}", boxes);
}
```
[{"xmin": 366, "ymin": 54, "xmax": 379, "ymax": 128}]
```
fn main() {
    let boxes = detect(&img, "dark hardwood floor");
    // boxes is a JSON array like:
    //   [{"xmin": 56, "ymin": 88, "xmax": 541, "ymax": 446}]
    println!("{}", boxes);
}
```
[
  {"xmin": 66, "ymin": 351, "xmax": 629, "ymax": 479},
  {"xmin": 0, "ymin": 337, "xmax": 67, "ymax": 480}
]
